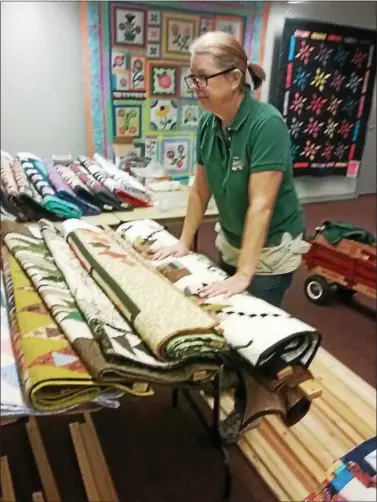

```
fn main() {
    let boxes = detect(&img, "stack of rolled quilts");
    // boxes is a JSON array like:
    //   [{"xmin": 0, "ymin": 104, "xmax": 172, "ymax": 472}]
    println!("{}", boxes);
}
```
[
  {"xmin": 1, "ymin": 217, "xmax": 321, "ymax": 438},
  {"xmin": 0, "ymin": 151, "xmax": 153, "ymax": 222}
]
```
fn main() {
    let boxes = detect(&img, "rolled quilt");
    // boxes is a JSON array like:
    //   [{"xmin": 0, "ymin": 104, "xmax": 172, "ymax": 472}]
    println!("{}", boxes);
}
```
[
  {"xmin": 70, "ymin": 161, "xmax": 123, "ymax": 211},
  {"xmin": 3, "ymin": 225, "xmax": 149, "ymax": 397},
  {"xmin": 18, "ymin": 155, "xmax": 82, "ymax": 218},
  {"xmin": 1, "ymin": 246, "xmax": 105, "ymax": 412},
  {"xmin": 44, "ymin": 160, "xmax": 87, "ymax": 216},
  {"xmin": 11, "ymin": 159, "xmax": 53, "ymax": 220},
  {"xmin": 55, "ymin": 164, "xmax": 101, "ymax": 215},
  {"xmin": 93, "ymin": 153, "xmax": 152, "ymax": 208},
  {"xmin": 116, "ymin": 220, "xmax": 322, "ymax": 369},
  {"xmin": 0, "ymin": 155, "xmax": 29, "ymax": 221},
  {"xmin": 39, "ymin": 219, "xmax": 218, "ymax": 385},
  {"xmin": 77, "ymin": 156, "xmax": 132, "ymax": 210},
  {"xmin": 62, "ymin": 219, "xmax": 225, "ymax": 361}
]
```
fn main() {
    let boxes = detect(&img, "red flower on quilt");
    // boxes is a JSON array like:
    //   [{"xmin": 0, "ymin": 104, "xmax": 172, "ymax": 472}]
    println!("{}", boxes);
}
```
[
  {"xmin": 304, "ymin": 117, "xmax": 324, "ymax": 138},
  {"xmin": 290, "ymin": 92, "xmax": 307, "ymax": 115},
  {"xmin": 301, "ymin": 140, "xmax": 320, "ymax": 161},
  {"xmin": 352, "ymin": 49, "xmax": 368, "ymax": 68},
  {"xmin": 339, "ymin": 120, "xmax": 353, "ymax": 139},
  {"xmin": 295, "ymin": 40, "xmax": 314, "ymax": 65},
  {"xmin": 331, "ymin": 71, "xmax": 346, "ymax": 92},
  {"xmin": 321, "ymin": 143, "xmax": 334, "ymax": 160},
  {"xmin": 308, "ymin": 93, "xmax": 328, "ymax": 115}
]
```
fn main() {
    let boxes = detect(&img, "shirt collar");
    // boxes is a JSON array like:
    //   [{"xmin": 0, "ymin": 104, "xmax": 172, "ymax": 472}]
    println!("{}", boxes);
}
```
[{"xmin": 212, "ymin": 91, "xmax": 255, "ymax": 133}]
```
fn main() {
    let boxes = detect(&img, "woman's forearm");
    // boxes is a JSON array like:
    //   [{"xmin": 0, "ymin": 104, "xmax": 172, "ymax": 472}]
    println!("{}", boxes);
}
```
[
  {"xmin": 180, "ymin": 188, "xmax": 210, "ymax": 248},
  {"xmin": 236, "ymin": 206, "xmax": 273, "ymax": 280}
]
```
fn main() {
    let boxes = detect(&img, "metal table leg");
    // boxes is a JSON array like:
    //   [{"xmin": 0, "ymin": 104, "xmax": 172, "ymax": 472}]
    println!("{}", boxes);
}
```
[{"xmin": 172, "ymin": 368, "xmax": 232, "ymax": 499}]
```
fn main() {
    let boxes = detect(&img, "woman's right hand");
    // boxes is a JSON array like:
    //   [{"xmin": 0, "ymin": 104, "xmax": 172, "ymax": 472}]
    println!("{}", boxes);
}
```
[{"xmin": 152, "ymin": 241, "xmax": 190, "ymax": 261}]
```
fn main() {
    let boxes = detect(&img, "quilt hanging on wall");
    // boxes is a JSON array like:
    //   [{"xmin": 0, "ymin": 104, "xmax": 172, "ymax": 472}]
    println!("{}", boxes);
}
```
[
  {"xmin": 81, "ymin": 1, "xmax": 270, "ymax": 175},
  {"xmin": 275, "ymin": 19, "xmax": 376, "ymax": 177}
]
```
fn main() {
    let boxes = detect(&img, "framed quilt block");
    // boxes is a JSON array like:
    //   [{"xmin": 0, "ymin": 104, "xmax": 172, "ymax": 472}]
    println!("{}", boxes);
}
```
[
  {"xmin": 114, "ymin": 104, "xmax": 142, "ymax": 139},
  {"xmin": 111, "ymin": 50, "xmax": 128, "ymax": 71},
  {"xmin": 145, "ymin": 136, "xmax": 159, "ymax": 160},
  {"xmin": 149, "ymin": 62, "xmax": 178, "ymax": 98},
  {"xmin": 147, "ymin": 43, "xmax": 161, "ymax": 59},
  {"xmin": 148, "ymin": 10, "xmax": 161, "ymax": 26},
  {"xmin": 276, "ymin": 19, "xmax": 377, "ymax": 176},
  {"xmin": 162, "ymin": 12, "xmax": 199, "ymax": 60},
  {"xmin": 148, "ymin": 26, "xmax": 161, "ymax": 42},
  {"xmin": 161, "ymin": 137, "xmax": 191, "ymax": 173},
  {"xmin": 199, "ymin": 17, "xmax": 215, "ymax": 36},
  {"xmin": 112, "ymin": 71, "xmax": 130, "ymax": 91},
  {"xmin": 150, "ymin": 99, "xmax": 178, "ymax": 131},
  {"xmin": 215, "ymin": 16, "xmax": 245, "ymax": 44},
  {"xmin": 111, "ymin": 4, "xmax": 147, "ymax": 49},
  {"xmin": 130, "ymin": 55, "xmax": 146, "ymax": 91},
  {"xmin": 178, "ymin": 102, "xmax": 201, "ymax": 130}
]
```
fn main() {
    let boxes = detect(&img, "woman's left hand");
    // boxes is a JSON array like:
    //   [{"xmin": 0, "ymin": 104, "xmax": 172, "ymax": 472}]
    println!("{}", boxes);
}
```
[{"xmin": 198, "ymin": 273, "xmax": 251, "ymax": 299}]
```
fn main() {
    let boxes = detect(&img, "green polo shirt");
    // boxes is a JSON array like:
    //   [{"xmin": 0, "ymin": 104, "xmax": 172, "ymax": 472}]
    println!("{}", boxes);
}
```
[{"xmin": 196, "ymin": 93, "xmax": 305, "ymax": 248}]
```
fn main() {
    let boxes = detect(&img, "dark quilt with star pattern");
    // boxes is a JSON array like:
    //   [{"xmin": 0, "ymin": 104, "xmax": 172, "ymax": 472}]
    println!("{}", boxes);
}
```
[{"xmin": 275, "ymin": 19, "xmax": 376, "ymax": 176}]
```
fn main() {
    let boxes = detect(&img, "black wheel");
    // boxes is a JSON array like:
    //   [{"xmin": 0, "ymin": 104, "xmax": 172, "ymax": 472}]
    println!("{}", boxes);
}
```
[
  {"xmin": 336, "ymin": 285, "xmax": 356, "ymax": 301},
  {"xmin": 304, "ymin": 275, "xmax": 332, "ymax": 305}
]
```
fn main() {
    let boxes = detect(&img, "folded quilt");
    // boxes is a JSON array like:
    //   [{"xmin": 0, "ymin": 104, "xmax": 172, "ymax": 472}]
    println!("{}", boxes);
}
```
[
  {"xmin": 3, "ymin": 225, "xmax": 151, "ymax": 397},
  {"xmin": 1, "ymin": 246, "xmax": 105, "ymax": 412},
  {"xmin": 18, "ymin": 155, "xmax": 81, "ymax": 218},
  {"xmin": 77, "ymin": 156, "xmax": 132, "ymax": 210},
  {"xmin": 93, "ymin": 153, "xmax": 152, "ymax": 208},
  {"xmin": 12, "ymin": 158, "xmax": 57, "ymax": 220},
  {"xmin": 63, "ymin": 220, "xmax": 225, "ymax": 361},
  {"xmin": 70, "ymin": 161, "xmax": 123, "ymax": 211},
  {"xmin": 0, "ymin": 270, "xmax": 121, "ymax": 415},
  {"xmin": 55, "ymin": 164, "xmax": 101, "ymax": 215},
  {"xmin": 39, "ymin": 220, "xmax": 215, "ymax": 385},
  {"xmin": 46, "ymin": 162, "xmax": 86, "ymax": 212},
  {"xmin": 116, "ymin": 220, "xmax": 321, "ymax": 369},
  {"xmin": 0, "ymin": 156, "xmax": 33, "ymax": 220}
]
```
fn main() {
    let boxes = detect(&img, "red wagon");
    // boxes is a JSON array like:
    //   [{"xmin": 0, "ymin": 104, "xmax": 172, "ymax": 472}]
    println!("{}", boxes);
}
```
[{"xmin": 302, "ymin": 226, "xmax": 376, "ymax": 305}]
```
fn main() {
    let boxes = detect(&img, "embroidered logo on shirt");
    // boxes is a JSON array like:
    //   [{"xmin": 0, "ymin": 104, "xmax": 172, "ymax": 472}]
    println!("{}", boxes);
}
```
[{"xmin": 231, "ymin": 157, "xmax": 244, "ymax": 171}]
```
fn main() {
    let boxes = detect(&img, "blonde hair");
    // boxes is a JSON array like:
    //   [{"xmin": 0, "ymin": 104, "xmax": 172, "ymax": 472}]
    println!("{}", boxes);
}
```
[{"xmin": 190, "ymin": 31, "xmax": 266, "ymax": 90}]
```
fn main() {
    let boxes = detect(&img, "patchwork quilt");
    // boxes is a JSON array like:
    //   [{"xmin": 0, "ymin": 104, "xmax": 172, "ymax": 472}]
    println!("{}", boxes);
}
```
[
  {"xmin": 1, "ymin": 246, "xmax": 104, "ymax": 412},
  {"xmin": 116, "ymin": 219, "xmax": 321, "ymax": 369},
  {"xmin": 62, "ymin": 220, "xmax": 226, "ymax": 362}
]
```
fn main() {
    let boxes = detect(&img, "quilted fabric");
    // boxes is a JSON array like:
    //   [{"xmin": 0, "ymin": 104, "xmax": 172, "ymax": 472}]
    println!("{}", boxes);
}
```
[
  {"xmin": 116, "ymin": 219, "xmax": 321, "ymax": 369},
  {"xmin": 1, "ymin": 246, "xmax": 104, "ymax": 412},
  {"xmin": 3, "ymin": 226, "xmax": 150, "ymax": 397},
  {"xmin": 62, "ymin": 220, "xmax": 225, "ymax": 361},
  {"xmin": 39, "ymin": 219, "xmax": 217, "ymax": 385}
]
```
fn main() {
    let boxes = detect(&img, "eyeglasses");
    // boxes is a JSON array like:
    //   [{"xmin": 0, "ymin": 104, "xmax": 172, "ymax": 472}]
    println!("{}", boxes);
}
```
[{"xmin": 184, "ymin": 67, "xmax": 236, "ymax": 90}]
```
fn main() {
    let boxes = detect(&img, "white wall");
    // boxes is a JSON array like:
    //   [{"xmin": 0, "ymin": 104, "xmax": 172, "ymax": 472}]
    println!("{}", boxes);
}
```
[
  {"xmin": 261, "ymin": 1, "xmax": 377, "ymax": 201},
  {"xmin": 1, "ymin": 1, "xmax": 376, "ymax": 201},
  {"xmin": 0, "ymin": 1, "xmax": 86, "ymax": 158}
]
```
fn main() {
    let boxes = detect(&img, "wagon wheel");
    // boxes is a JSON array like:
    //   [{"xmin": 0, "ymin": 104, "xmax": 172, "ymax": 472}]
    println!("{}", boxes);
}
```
[{"xmin": 304, "ymin": 274, "xmax": 333, "ymax": 305}]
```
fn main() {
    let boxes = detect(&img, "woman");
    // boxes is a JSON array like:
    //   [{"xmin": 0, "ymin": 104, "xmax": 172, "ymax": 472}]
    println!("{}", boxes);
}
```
[{"xmin": 154, "ymin": 31, "xmax": 307, "ymax": 308}]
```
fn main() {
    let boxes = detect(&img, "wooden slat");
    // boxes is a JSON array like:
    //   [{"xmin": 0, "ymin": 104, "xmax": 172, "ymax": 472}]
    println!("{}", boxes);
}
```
[
  {"xmin": 69, "ymin": 423, "xmax": 101, "ymax": 502},
  {"xmin": 81, "ymin": 413, "xmax": 119, "ymax": 502},
  {"xmin": 311, "ymin": 357, "xmax": 376, "ymax": 429},
  {"xmin": 316, "ymin": 348, "xmax": 376, "ymax": 407},
  {"xmin": 25, "ymin": 418, "xmax": 61, "ymax": 502},
  {"xmin": 0, "ymin": 456, "xmax": 16, "ymax": 502},
  {"xmin": 202, "ymin": 348, "xmax": 376, "ymax": 501}
]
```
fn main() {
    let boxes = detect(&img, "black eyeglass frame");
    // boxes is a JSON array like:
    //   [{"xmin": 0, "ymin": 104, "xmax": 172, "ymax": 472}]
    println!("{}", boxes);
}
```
[{"xmin": 184, "ymin": 67, "xmax": 237, "ymax": 90}]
